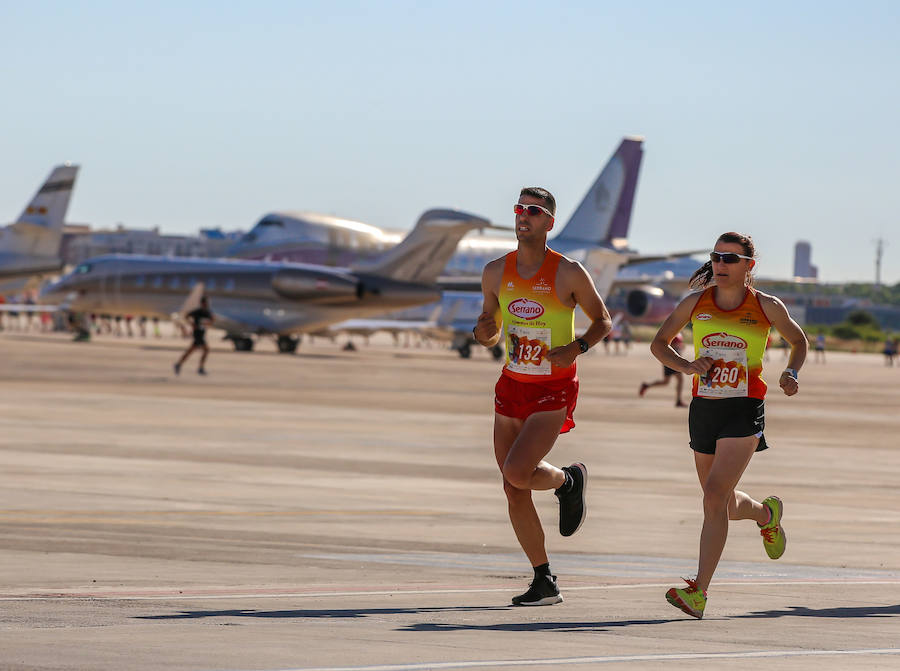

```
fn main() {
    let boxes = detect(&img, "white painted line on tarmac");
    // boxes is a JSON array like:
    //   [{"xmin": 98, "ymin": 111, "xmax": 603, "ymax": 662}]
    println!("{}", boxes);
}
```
[
  {"xmin": 2, "ymin": 579, "xmax": 899, "ymax": 601},
  {"xmin": 223, "ymin": 648, "xmax": 900, "ymax": 671}
]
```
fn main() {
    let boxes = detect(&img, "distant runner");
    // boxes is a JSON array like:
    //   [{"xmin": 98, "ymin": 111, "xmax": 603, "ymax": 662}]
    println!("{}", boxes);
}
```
[
  {"xmin": 174, "ymin": 296, "xmax": 214, "ymax": 376},
  {"xmin": 649, "ymin": 232, "xmax": 807, "ymax": 619},
  {"xmin": 473, "ymin": 187, "xmax": 612, "ymax": 607},
  {"xmin": 639, "ymin": 331, "xmax": 687, "ymax": 407},
  {"xmin": 814, "ymin": 333, "xmax": 826, "ymax": 363}
]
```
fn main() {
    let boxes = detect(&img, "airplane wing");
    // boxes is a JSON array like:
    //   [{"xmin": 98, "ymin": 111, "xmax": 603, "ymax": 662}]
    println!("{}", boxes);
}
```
[
  {"xmin": 0, "ymin": 303, "xmax": 59, "ymax": 312},
  {"xmin": 325, "ymin": 317, "xmax": 439, "ymax": 336},
  {"xmin": 621, "ymin": 249, "xmax": 708, "ymax": 267}
]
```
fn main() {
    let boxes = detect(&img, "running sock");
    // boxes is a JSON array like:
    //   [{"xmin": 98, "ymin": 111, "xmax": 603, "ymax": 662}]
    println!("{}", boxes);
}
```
[
  {"xmin": 758, "ymin": 502, "xmax": 773, "ymax": 527},
  {"xmin": 554, "ymin": 471, "xmax": 574, "ymax": 496},
  {"xmin": 533, "ymin": 562, "xmax": 552, "ymax": 579}
]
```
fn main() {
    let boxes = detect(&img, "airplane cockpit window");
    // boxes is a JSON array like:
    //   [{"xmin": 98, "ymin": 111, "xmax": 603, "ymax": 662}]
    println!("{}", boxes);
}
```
[
  {"xmin": 75, "ymin": 263, "xmax": 92, "ymax": 274},
  {"xmin": 242, "ymin": 217, "xmax": 284, "ymax": 243}
]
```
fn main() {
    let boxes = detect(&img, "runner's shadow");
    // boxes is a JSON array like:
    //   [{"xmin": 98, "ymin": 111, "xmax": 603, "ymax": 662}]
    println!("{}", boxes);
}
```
[
  {"xmin": 401, "ymin": 618, "xmax": 677, "ymax": 633},
  {"xmin": 136, "ymin": 606, "xmax": 509, "ymax": 621},
  {"xmin": 738, "ymin": 604, "xmax": 900, "ymax": 619}
]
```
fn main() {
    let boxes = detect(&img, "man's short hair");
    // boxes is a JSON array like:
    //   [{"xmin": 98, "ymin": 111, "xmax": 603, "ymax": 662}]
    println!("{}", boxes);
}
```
[{"xmin": 519, "ymin": 187, "xmax": 556, "ymax": 216}]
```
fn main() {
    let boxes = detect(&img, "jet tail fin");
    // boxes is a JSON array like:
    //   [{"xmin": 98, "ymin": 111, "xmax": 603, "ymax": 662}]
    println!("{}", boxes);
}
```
[
  {"xmin": 4, "ymin": 164, "xmax": 79, "ymax": 258},
  {"xmin": 553, "ymin": 137, "xmax": 644, "ymax": 246},
  {"xmin": 351, "ymin": 209, "xmax": 490, "ymax": 284},
  {"xmin": 177, "ymin": 282, "xmax": 207, "ymax": 317}
]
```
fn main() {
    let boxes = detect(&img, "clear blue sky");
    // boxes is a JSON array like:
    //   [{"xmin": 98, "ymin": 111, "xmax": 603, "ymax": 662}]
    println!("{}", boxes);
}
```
[{"xmin": 2, "ymin": 1, "xmax": 898, "ymax": 283}]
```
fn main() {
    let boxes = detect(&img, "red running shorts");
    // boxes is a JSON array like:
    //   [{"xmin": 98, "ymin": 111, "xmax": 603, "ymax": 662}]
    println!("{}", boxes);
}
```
[{"xmin": 494, "ymin": 374, "xmax": 579, "ymax": 434}]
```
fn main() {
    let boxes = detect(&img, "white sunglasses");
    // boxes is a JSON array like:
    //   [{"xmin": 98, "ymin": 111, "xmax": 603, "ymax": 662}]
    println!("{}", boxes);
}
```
[{"xmin": 514, "ymin": 203, "xmax": 554, "ymax": 218}]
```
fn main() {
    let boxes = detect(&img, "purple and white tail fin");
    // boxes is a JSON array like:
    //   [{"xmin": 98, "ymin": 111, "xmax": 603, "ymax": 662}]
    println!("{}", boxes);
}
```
[{"xmin": 554, "ymin": 137, "xmax": 643, "ymax": 246}]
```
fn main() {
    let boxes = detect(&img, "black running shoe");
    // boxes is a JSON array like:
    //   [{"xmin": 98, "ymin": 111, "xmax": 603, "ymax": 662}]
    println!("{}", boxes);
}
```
[
  {"xmin": 555, "ymin": 462, "xmax": 587, "ymax": 537},
  {"xmin": 511, "ymin": 574, "xmax": 563, "ymax": 606}
]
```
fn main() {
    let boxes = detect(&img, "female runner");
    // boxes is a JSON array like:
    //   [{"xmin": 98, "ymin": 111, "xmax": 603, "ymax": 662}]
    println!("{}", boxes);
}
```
[{"xmin": 650, "ymin": 232, "xmax": 808, "ymax": 618}]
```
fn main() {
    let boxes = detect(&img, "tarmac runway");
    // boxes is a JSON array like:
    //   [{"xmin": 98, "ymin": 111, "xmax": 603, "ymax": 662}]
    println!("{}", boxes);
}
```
[{"xmin": 1, "ymin": 331, "xmax": 898, "ymax": 670}]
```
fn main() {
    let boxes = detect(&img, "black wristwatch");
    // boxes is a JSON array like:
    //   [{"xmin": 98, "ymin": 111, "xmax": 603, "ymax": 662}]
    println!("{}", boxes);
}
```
[{"xmin": 575, "ymin": 337, "xmax": 589, "ymax": 354}]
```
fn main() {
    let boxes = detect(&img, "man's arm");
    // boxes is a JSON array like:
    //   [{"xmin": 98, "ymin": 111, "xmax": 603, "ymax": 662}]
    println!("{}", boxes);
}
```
[
  {"xmin": 473, "ymin": 258, "xmax": 503, "ymax": 348},
  {"xmin": 759, "ymin": 292, "xmax": 807, "ymax": 396},
  {"xmin": 546, "ymin": 261, "xmax": 612, "ymax": 369}
]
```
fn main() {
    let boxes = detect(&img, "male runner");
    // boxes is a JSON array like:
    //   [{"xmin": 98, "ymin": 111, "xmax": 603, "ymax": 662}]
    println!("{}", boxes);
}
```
[
  {"xmin": 473, "ymin": 187, "xmax": 612, "ymax": 606},
  {"xmin": 174, "ymin": 296, "xmax": 214, "ymax": 375}
]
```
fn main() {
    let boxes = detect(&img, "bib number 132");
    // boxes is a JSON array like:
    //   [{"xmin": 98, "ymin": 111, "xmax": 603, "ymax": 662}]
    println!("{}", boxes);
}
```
[{"xmin": 507, "ymin": 325, "xmax": 551, "ymax": 375}]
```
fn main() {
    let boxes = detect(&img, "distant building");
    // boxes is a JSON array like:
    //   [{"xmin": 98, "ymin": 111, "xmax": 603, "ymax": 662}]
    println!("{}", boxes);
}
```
[
  {"xmin": 793, "ymin": 240, "xmax": 818, "ymax": 282},
  {"xmin": 61, "ymin": 224, "xmax": 245, "ymax": 265}
]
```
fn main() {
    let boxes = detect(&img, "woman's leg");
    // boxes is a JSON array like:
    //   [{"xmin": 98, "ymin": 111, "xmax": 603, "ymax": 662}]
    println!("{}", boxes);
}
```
[{"xmin": 692, "ymin": 436, "xmax": 760, "ymax": 591}]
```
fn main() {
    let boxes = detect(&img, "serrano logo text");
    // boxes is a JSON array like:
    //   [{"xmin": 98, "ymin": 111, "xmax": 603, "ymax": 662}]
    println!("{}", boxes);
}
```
[
  {"xmin": 508, "ymin": 298, "xmax": 545, "ymax": 319},
  {"xmin": 695, "ymin": 313, "xmax": 713, "ymax": 321},
  {"xmin": 701, "ymin": 332, "xmax": 747, "ymax": 349}
]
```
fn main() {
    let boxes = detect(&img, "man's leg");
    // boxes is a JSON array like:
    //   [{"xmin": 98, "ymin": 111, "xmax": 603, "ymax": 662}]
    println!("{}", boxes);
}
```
[
  {"xmin": 639, "ymin": 375, "xmax": 668, "ymax": 396},
  {"xmin": 175, "ymin": 345, "xmax": 196, "ymax": 374},
  {"xmin": 674, "ymin": 374, "xmax": 686, "ymax": 407},
  {"xmin": 198, "ymin": 345, "xmax": 209, "ymax": 372},
  {"xmin": 494, "ymin": 410, "xmax": 566, "ymax": 567},
  {"xmin": 495, "ymin": 409, "xmax": 568, "ymax": 605}
]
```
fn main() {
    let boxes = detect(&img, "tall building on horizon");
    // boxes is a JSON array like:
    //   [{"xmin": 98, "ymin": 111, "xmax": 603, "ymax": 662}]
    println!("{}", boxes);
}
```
[{"xmin": 793, "ymin": 240, "xmax": 818, "ymax": 282}]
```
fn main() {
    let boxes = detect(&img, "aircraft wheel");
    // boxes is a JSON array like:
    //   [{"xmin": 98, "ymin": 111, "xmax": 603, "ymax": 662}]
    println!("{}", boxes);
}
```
[
  {"xmin": 277, "ymin": 335, "xmax": 299, "ymax": 354},
  {"xmin": 491, "ymin": 344, "xmax": 504, "ymax": 361},
  {"xmin": 233, "ymin": 336, "xmax": 254, "ymax": 352},
  {"xmin": 458, "ymin": 343, "xmax": 471, "ymax": 358}
]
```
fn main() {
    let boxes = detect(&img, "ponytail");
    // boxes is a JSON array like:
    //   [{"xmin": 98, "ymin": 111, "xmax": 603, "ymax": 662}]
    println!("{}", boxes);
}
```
[{"xmin": 690, "ymin": 261, "xmax": 714, "ymax": 289}]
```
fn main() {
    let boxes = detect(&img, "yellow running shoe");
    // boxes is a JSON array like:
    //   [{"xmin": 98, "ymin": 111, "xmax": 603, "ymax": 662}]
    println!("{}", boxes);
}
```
[
  {"xmin": 759, "ymin": 495, "xmax": 786, "ymax": 560},
  {"xmin": 665, "ymin": 578, "xmax": 707, "ymax": 619}
]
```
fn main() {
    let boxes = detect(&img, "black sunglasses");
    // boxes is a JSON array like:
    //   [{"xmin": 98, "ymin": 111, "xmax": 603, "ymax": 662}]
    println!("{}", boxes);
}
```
[{"xmin": 710, "ymin": 251, "xmax": 753, "ymax": 264}]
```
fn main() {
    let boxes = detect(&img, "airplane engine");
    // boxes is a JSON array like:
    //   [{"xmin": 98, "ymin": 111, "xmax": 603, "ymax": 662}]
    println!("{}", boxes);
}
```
[
  {"xmin": 271, "ymin": 269, "xmax": 360, "ymax": 305},
  {"xmin": 623, "ymin": 285, "xmax": 678, "ymax": 324}
]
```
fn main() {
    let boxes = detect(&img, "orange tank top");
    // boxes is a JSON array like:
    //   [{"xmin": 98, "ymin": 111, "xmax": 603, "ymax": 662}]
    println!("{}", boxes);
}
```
[
  {"xmin": 690, "ymin": 287, "xmax": 771, "ymax": 399},
  {"xmin": 499, "ymin": 250, "xmax": 576, "ymax": 382}
]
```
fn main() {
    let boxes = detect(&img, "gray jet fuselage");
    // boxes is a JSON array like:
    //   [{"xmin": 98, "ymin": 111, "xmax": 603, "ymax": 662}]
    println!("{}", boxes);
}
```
[{"xmin": 41, "ymin": 255, "xmax": 440, "ymax": 336}]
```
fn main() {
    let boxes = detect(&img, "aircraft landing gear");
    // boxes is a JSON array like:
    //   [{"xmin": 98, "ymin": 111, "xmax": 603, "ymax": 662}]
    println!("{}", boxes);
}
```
[
  {"xmin": 231, "ymin": 336, "xmax": 254, "ymax": 352},
  {"xmin": 457, "ymin": 342, "xmax": 471, "ymax": 358},
  {"xmin": 491, "ymin": 344, "xmax": 504, "ymax": 361},
  {"xmin": 277, "ymin": 335, "xmax": 300, "ymax": 354}
]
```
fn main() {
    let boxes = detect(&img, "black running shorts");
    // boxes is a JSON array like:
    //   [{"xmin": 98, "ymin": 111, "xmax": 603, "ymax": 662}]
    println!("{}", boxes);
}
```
[{"xmin": 688, "ymin": 397, "xmax": 768, "ymax": 455}]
